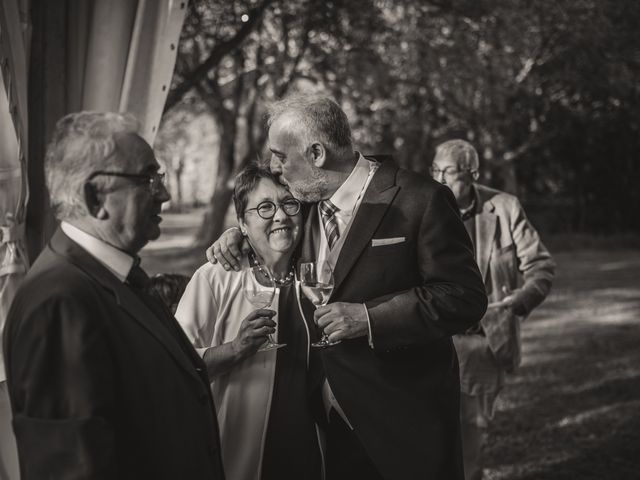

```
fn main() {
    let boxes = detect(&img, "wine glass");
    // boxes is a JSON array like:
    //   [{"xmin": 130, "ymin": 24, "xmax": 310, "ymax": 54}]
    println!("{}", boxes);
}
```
[
  {"xmin": 299, "ymin": 261, "xmax": 338, "ymax": 348},
  {"xmin": 242, "ymin": 265, "xmax": 286, "ymax": 351}
]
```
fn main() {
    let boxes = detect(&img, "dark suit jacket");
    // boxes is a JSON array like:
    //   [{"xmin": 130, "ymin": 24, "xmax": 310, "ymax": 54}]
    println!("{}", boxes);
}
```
[
  {"xmin": 301, "ymin": 159, "xmax": 487, "ymax": 479},
  {"xmin": 3, "ymin": 229, "xmax": 225, "ymax": 480}
]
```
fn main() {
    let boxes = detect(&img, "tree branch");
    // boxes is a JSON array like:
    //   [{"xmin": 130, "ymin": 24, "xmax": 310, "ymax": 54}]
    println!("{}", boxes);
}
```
[
  {"xmin": 165, "ymin": 0, "xmax": 275, "ymax": 113},
  {"xmin": 276, "ymin": 8, "xmax": 313, "ymax": 97}
]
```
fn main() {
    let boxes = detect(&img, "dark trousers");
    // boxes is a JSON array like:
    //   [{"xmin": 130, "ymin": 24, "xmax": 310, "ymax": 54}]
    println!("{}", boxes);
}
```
[{"xmin": 326, "ymin": 410, "xmax": 385, "ymax": 480}]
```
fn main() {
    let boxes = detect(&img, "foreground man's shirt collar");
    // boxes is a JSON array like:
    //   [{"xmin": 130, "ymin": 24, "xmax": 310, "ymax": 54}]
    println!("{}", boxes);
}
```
[
  {"xmin": 61, "ymin": 221, "xmax": 135, "ymax": 282},
  {"xmin": 327, "ymin": 152, "xmax": 374, "ymax": 215}
]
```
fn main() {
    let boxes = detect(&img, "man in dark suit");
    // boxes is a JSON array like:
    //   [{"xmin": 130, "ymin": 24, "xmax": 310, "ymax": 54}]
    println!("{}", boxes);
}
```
[
  {"xmin": 3, "ymin": 112, "xmax": 225, "ymax": 480},
  {"xmin": 210, "ymin": 95, "xmax": 487, "ymax": 479}
]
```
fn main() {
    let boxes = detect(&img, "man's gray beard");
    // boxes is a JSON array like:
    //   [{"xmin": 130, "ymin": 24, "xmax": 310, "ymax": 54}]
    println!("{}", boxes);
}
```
[{"xmin": 288, "ymin": 175, "xmax": 328, "ymax": 203}]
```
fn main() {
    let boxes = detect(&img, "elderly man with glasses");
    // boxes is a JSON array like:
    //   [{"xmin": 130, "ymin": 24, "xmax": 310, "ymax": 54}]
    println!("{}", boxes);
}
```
[
  {"xmin": 3, "ymin": 112, "xmax": 225, "ymax": 480},
  {"xmin": 432, "ymin": 139, "xmax": 555, "ymax": 480}
]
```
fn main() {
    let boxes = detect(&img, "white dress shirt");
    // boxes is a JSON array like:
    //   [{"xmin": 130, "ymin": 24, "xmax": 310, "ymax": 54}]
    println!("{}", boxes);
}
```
[
  {"xmin": 316, "ymin": 153, "xmax": 378, "ymax": 270},
  {"xmin": 61, "ymin": 222, "xmax": 135, "ymax": 282},
  {"xmin": 317, "ymin": 153, "xmax": 379, "ymax": 428}
]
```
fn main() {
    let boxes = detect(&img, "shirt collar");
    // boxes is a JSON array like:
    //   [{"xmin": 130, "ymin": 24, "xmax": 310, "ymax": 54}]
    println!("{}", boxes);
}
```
[
  {"xmin": 61, "ymin": 221, "xmax": 136, "ymax": 282},
  {"xmin": 459, "ymin": 185, "xmax": 477, "ymax": 221},
  {"xmin": 328, "ymin": 152, "xmax": 373, "ymax": 214}
]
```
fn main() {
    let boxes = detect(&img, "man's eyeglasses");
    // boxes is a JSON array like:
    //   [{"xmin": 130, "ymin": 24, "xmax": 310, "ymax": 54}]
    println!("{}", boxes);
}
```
[
  {"xmin": 244, "ymin": 199, "xmax": 301, "ymax": 219},
  {"xmin": 429, "ymin": 165, "xmax": 476, "ymax": 179},
  {"xmin": 87, "ymin": 171, "xmax": 166, "ymax": 195}
]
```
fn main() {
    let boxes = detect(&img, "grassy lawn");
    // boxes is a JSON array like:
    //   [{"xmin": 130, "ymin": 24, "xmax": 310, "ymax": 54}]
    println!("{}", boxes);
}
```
[
  {"xmin": 142, "ymin": 209, "xmax": 640, "ymax": 479},
  {"xmin": 485, "ymin": 249, "xmax": 640, "ymax": 479}
]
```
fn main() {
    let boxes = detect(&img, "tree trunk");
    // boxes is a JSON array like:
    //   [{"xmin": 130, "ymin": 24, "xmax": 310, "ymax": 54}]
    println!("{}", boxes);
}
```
[
  {"xmin": 195, "ymin": 179, "xmax": 235, "ymax": 248},
  {"xmin": 194, "ymin": 110, "xmax": 236, "ymax": 248},
  {"xmin": 499, "ymin": 160, "xmax": 519, "ymax": 195},
  {"xmin": 174, "ymin": 175, "xmax": 183, "ymax": 211},
  {"xmin": 172, "ymin": 156, "xmax": 184, "ymax": 211}
]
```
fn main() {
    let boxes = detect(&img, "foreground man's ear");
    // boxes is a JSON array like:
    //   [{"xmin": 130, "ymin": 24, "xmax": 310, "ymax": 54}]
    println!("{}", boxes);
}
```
[{"xmin": 84, "ymin": 181, "xmax": 108, "ymax": 219}]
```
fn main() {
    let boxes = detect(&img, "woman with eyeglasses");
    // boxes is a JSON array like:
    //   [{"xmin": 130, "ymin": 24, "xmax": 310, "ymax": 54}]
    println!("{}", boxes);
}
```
[{"xmin": 175, "ymin": 164, "xmax": 322, "ymax": 480}]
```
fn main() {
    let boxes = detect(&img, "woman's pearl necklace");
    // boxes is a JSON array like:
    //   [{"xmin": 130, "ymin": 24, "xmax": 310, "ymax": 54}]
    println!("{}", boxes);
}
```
[{"xmin": 250, "ymin": 254, "xmax": 295, "ymax": 286}]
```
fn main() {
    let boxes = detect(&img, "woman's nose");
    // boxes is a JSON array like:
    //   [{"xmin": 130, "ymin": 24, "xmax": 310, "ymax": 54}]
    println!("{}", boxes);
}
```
[{"xmin": 272, "ymin": 204, "xmax": 288, "ymax": 221}]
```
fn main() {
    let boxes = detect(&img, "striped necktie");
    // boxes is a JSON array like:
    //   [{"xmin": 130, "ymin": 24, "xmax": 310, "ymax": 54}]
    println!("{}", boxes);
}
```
[{"xmin": 319, "ymin": 199, "xmax": 340, "ymax": 250}]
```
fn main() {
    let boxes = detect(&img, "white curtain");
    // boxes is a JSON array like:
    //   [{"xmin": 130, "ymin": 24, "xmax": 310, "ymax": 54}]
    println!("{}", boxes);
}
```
[
  {"xmin": 69, "ymin": 0, "xmax": 187, "ymax": 144},
  {"xmin": 0, "ymin": 0, "xmax": 30, "ymax": 385}
]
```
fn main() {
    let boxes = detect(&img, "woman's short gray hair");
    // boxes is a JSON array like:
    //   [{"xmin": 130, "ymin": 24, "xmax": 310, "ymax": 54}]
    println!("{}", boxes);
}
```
[
  {"xmin": 233, "ymin": 163, "xmax": 284, "ymax": 221},
  {"xmin": 435, "ymin": 139, "xmax": 479, "ymax": 171},
  {"xmin": 45, "ymin": 111, "xmax": 140, "ymax": 220},
  {"xmin": 266, "ymin": 94, "xmax": 353, "ymax": 158}
]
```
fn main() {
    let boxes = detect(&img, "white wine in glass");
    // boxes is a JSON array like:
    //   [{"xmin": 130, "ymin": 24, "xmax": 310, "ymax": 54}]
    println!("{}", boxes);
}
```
[
  {"xmin": 242, "ymin": 265, "xmax": 286, "ymax": 351},
  {"xmin": 299, "ymin": 261, "xmax": 338, "ymax": 348},
  {"xmin": 300, "ymin": 283, "xmax": 333, "ymax": 307}
]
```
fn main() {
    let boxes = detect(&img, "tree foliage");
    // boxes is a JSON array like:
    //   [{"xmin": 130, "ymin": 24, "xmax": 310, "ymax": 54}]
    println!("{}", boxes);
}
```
[{"xmin": 164, "ymin": 0, "xmax": 640, "ymax": 244}]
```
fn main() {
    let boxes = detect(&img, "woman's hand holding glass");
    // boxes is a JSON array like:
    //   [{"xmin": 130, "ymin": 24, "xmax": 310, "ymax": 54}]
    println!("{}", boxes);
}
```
[
  {"xmin": 242, "ymin": 265, "xmax": 286, "ymax": 351},
  {"xmin": 231, "ymin": 309, "xmax": 277, "ymax": 357}
]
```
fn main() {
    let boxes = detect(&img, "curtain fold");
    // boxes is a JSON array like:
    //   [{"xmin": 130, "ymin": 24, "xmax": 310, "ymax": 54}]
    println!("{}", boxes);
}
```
[
  {"xmin": 78, "ymin": 0, "xmax": 187, "ymax": 144},
  {"xmin": 119, "ymin": 0, "xmax": 187, "ymax": 144},
  {"xmin": 0, "ymin": 0, "xmax": 31, "ymax": 384}
]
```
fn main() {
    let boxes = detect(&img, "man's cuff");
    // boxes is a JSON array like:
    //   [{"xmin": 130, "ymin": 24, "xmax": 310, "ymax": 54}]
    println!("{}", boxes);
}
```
[
  {"xmin": 363, "ymin": 303, "xmax": 374, "ymax": 348},
  {"xmin": 510, "ymin": 290, "xmax": 530, "ymax": 316}
]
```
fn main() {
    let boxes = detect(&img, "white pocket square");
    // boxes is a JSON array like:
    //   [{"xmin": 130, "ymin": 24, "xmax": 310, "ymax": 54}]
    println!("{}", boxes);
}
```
[{"xmin": 371, "ymin": 237, "xmax": 405, "ymax": 247}]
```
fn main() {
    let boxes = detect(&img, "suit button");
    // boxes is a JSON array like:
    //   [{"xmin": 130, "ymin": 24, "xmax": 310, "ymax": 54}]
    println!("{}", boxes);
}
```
[{"xmin": 199, "ymin": 392, "xmax": 208, "ymax": 404}]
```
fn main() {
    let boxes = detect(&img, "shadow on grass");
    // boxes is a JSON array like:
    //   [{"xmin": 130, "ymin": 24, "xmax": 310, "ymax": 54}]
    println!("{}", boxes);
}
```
[
  {"xmin": 503, "ymin": 397, "xmax": 640, "ymax": 480},
  {"xmin": 484, "ymin": 249, "xmax": 640, "ymax": 479}
]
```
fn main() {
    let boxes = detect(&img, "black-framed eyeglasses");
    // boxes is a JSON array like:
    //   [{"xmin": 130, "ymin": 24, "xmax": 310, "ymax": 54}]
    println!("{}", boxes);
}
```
[
  {"xmin": 244, "ymin": 199, "xmax": 301, "ymax": 219},
  {"xmin": 429, "ymin": 165, "xmax": 476, "ymax": 179},
  {"xmin": 87, "ymin": 171, "xmax": 166, "ymax": 195}
]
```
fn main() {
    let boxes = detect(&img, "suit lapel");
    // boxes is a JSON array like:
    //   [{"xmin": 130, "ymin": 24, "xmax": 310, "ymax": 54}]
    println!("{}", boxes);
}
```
[
  {"xmin": 50, "ymin": 229, "xmax": 204, "ymax": 386},
  {"xmin": 111, "ymin": 285, "xmax": 205, "ymax": 385},
  {"xmin": 333, "ymin": 161, "xmax": 399, "ymax": 295},
  {"xmin": 474, "ymin": 189, "xmax": 497, "ymax": 283}
]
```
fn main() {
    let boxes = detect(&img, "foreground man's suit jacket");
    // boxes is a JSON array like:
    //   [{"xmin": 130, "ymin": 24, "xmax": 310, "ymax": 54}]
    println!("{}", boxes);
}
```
[
  {"xmin": 301, "ymin": 159, "xmax": 488, "ymax": 479},
  {"xmin": 3, "ymin": 229, "xmax": 225, "ymax": 480}
]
